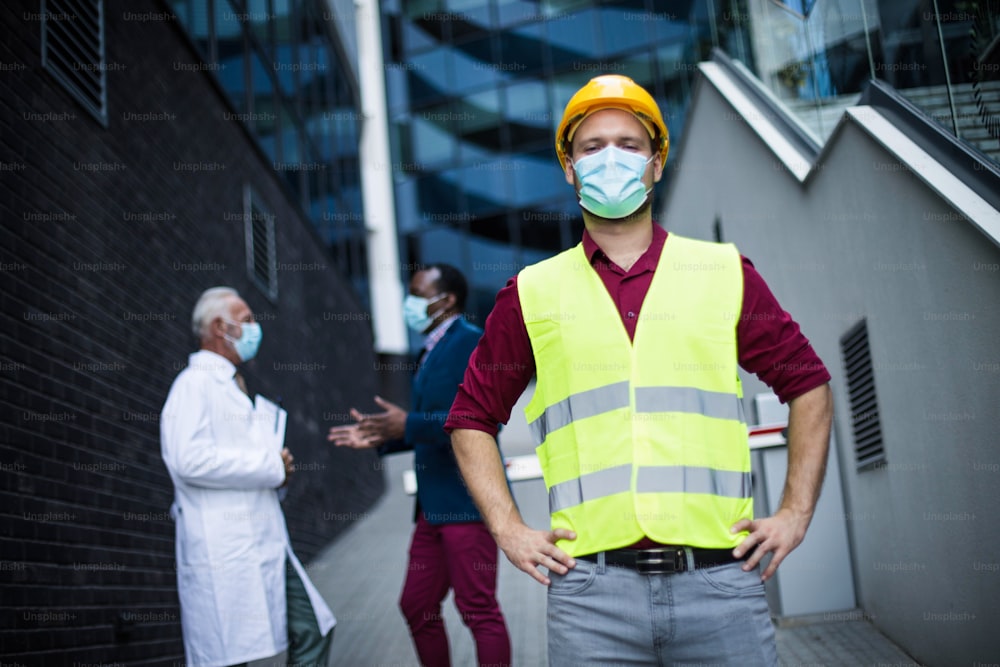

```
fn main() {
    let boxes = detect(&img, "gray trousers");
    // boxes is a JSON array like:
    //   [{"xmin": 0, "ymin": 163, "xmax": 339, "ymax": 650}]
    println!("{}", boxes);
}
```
[{"xmin": 547, "ymin": 556, "xmax": 776, "ymax": 666}]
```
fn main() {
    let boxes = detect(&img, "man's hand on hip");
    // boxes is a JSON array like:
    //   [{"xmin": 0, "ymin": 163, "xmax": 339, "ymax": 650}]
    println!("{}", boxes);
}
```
[
  {"xmin": 497, "ymin": 523, "xmax": 577, "ymax": 586},
  {"xmin": 730, "ymin": 506, "xmax": 811, "ymax": 582}
]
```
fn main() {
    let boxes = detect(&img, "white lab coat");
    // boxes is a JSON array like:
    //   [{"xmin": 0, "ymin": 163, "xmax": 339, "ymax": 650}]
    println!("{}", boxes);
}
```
[{"xmin": 160, "ymin": 350, "xmax": 335, "ymax": 667}]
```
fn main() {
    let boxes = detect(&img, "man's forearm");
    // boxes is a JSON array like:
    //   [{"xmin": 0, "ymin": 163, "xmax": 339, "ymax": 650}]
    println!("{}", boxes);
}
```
[
  {"xmin": 451, "ymin": 428, "xmax": 524, "ymax": 539},
  {"xmin": 452, "ymin": 427, "xmax": 577, "ymax": 584},
  {"xmin": 780, "ymin": 383, "xmax": 833, "ymax": 520}
]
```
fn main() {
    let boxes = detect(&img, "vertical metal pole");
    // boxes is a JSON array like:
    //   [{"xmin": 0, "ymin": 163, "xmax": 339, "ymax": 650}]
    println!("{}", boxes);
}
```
[
  {"xmin": 729, "ymin": 0, "xmax": 747, "ymax": 63},
  {"xmin": 706, "ymin": 0, "xmax": 720, "ymax": 50},
  {"xmin": 858, "ymin": 0, "xmax": 876, "ymax": 80},
  {"xmin": 931, "ymin": 0, "xmax": 961, "ymax": 138},
  {"xmin": 804, "ymin": 18, "xmax": 825, "ymax": 137}
]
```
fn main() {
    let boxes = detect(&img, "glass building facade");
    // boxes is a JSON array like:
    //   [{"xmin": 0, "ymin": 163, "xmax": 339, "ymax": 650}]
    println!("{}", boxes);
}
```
[
  {"xmin": 743, "ymin": 0, "xmax": 1000, "ymax": 146},
  {"xmin": 381, "ymin": 0, "xmax": 999, "ymax": 321},
  {"xmin": 168, "ymin": 0, "xmax": 371, "ymax": 303},
  {"xmin": 382, "ymin": 0, "xmax": 732, "ymax": 319}
]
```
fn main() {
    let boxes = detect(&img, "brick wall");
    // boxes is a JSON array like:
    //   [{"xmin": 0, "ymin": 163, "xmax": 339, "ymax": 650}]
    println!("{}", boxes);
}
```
[{"xmin": 0, "ymin": 1, "xmax": 385, "ymax": 662}]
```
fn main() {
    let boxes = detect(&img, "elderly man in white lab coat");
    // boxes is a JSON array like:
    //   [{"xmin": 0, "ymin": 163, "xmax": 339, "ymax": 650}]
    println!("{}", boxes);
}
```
[{"xmin": 161, "ymin": 286, "xmax": 335, "ymax": 667}]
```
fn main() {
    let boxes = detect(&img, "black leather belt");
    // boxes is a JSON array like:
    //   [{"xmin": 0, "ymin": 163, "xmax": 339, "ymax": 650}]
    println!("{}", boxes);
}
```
[{"xmin": 577, "ymin": 547, "xmax": 746, "ymax": 575}]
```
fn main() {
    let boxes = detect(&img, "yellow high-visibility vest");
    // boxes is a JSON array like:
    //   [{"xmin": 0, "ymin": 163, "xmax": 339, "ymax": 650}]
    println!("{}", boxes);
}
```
[{"xmin": 518, "ymin": 233, "xmax": 752, "ymax": 556}]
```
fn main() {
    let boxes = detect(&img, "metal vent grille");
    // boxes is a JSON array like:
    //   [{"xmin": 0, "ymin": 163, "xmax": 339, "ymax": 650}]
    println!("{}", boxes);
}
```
[
  {"xmin": 840, "ymin": 319, "xmax": 884, "ymax": 469},
  {"xmin": 244, "ymin": 186, "xmax": 278, "ymax": 301},
  {"xmin": 41, "ymin": 0, "xmax": 107, "ymax": 126}
]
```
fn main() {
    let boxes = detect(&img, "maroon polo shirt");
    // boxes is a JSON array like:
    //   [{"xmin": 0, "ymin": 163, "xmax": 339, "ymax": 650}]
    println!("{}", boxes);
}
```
[{"xmin": 445, "ymin": 225, "xmax": 830, "ymax": 438}]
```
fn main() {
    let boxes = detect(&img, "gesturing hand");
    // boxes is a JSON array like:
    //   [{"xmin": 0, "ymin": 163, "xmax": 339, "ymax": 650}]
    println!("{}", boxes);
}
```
[
  {"xmin": 327, "ymin": 407, "xmax": 382, "ymax": 449},
  {"xmin": 354, "ymin": 395, "xmax": 407, "ymax": 442}
]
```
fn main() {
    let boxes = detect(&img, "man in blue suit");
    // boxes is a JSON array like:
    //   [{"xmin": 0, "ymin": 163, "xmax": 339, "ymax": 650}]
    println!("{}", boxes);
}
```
[{"xmin": 328, "ymin": 264, "xmax": 511, "ymax": 667}]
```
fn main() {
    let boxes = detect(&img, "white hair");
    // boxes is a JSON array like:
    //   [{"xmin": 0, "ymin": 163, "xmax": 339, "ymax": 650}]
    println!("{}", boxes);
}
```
[{"xmin": 191, "ymin": 286, "xmax": 239, "ymax": 339}]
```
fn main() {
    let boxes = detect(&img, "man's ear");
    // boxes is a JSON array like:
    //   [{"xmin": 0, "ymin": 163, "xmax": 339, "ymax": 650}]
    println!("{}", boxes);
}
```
[
  {"xmin": 212, "ymin": 317, "xmax": 228, "ymax": 338},
  {"xmin": 564, "ymin": 156, "xmax": 576, "ymax": 185},
  {"xmin": 652, "ymin": 152, "xmax": 663, "ymax": 183}
]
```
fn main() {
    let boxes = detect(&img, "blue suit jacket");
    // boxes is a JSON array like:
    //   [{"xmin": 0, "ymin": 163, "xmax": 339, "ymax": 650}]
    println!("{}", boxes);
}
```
[{"xmin": 381, "ymin": 317, "xmax": 487, "ymax": 525}]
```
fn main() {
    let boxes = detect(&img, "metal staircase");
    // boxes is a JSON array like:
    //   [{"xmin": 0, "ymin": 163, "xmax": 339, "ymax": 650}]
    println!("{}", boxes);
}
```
[
  {"xmin": 898, "ymin": 80, "xmax": 1000, "ymax": 163},
  {"xmin": 785, "ymin": 92, "xmax": 862, "ymax": 143},
  {"xmin": 782, "ymin": 81, "xmax": 1000, "ymax": 164}
]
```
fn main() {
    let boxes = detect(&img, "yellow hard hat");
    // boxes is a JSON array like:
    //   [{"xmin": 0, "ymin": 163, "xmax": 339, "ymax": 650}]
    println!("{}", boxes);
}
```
[{"xmin": 555, "ymin": 75, "xmax": 669, "ymax": 166}]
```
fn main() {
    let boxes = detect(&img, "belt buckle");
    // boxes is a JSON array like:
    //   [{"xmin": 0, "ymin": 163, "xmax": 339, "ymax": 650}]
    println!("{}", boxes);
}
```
[{"xmin": 635, "ymin": 547, "xmax": 685, "ymax": 574}]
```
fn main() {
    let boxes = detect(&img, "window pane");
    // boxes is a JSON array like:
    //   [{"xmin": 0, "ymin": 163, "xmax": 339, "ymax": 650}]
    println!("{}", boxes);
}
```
[
  {"xmin": 502, "ymin": 22, "xmax": 545, "ymax": 76},
  {"xmin": 402, "ymin": 16, "xmax": 438, "ymax": 53},
  {"xmin": 279, "ymin": 98, "xmax": 303, "ymax": 164},
  {"xmin": 316, "ymin": 53, "xmax": 334, "ymax": 160},
  {"xmin": 215, "ymin": 0, "xmax": 247, "ymax": 112},
  {"xmin": 409, "ymin": 47, "xmax": 450, "ymax": 106},
  {"xmin": 497, "ymin": 0, "xmax": 542, "ymax": 28},
  {"xmin": 251, "ymin": 47, "xmax": 280, "ymax": 160},
  {"xmin": 599, "ymin": 6, "xmax": 655, "ymax": 57},
  {"xmin": 505, "ymin": 80, "xmax": 552, "ymax": 147},
  {"xmin": 416, "ymin": 172, "xmax": 465, "ymax": 221},
  {"xmin": 412, "ymin": 107, "xmax": 458, "ymax": 166},
  {"xmin": 246, "ymin": 0, "xmax": 273, "ymax": 54},
  {"xmin": 618, "ymin": 52, "xmax": 654, "ymax": 87},
  {"xmin": 449, "ymin": 0, "xmax": 491, "ymax": 39},
  {"xmin": 170, "ymin": 0, "xmax": 212, "ymax": 60},
  {"xmin": 272, "ymin": 0, "xmax": 296, "ymax": 46},
  {"xmin": 505, "ymin": 80, "xmax": 548, "ymax": 126},
  {"xmin": 509, "ymin": 149, "xmax": 566, "ymax": 207},
  {"xmin": 331, "ymin": 73, "xmax": 359, "ymax": 158},
  {"xmin": 451, "ymin": 37, "xmax": 497, "ymax": 93},
  {"xmin": 460, "ymin": 88, "xmax": 502, "ymax": 149},
  {"xmin": 546, "ymin": 8, "xmax": 599, "ymax": 69},
  {"xmin": 405, "ymin": 0, "xmax": 445, "ymax": 20}
]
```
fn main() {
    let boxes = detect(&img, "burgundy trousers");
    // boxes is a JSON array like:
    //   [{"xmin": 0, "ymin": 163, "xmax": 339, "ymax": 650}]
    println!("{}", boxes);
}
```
[{"xmin": 399, "ymin": 513, "xmax": 511, "ymax": 667}]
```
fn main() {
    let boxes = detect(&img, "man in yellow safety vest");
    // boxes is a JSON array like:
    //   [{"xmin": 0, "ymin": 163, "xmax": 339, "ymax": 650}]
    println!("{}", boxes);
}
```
[{"xmin": 445, "ymin": 75, "xmax": 833, "ymax": 666}]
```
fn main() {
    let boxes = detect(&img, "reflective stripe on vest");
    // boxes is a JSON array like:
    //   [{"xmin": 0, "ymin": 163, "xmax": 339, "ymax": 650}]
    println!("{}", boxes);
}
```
[
  {"xmin": 529, "ymin": 384, "xmax": 745, "ymax": 446},
  {"xmin": 527, "ymin": 381, "xmax": 630, "ymax": 446},
  {"xmin": 635, "ymin": 386, "xmax": 745, "ymax": 422},
  {"xmin": 549, "ymin": 464, "xmax": 752, "ymax": 513}
]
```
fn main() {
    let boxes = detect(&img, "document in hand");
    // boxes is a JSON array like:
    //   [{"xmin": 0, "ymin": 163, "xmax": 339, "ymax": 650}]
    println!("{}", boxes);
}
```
[{"xmin": 253, "ymin": 394, "xmax": 287, "ymax": 450}]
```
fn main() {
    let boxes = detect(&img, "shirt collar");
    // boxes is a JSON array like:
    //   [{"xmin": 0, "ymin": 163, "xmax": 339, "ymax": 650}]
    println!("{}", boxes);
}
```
[
  {"xmin": 189, "ymin": 349, "xmax": 237, "ymax": 383},
  {"xmin": 582, "ymin": 223, "xmax": 667, "ymax": 273},
  {"xmin": 423, "ymin": 314, "xmax": 461, "ymax": 353}
]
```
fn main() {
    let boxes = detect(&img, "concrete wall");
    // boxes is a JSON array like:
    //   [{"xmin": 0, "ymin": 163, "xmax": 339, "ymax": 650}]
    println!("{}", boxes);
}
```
[
  {"xmin": 0, "ymin": 2, "xmax": 384, "ymax": 662},
  {"xmin": 661, "ymin": 74, "xmax": 1000, "ymax": 665}
]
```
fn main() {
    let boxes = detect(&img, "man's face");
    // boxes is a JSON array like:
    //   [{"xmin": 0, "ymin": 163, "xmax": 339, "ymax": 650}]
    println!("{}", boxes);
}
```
[
  {"xmin": 564, "ymin": 108, "xmax": 663, "ymax": 189},
  {"xmin": 408, "ymin": 268, "xmax": 453, "ymax": 327},
  {"xmin": 409, "ymin": 268, "xmax": 440, "ymax": 300},
  {"xmin": 219, "ymin": 296, "xmax": 255, "ymax": 338}
]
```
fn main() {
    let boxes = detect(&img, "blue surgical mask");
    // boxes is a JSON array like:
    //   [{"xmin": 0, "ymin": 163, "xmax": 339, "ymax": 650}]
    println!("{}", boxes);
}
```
[
  {"xmin": 223, "ymin": 320, "xmax": 263, "ymax": 362},
  {"xmin": 403, "ymin": 294, "xmax": 445, "ymax": 333},
  {"xmin": 572, "ymin": 145, "xmax": 654, "ymax": 219}
]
